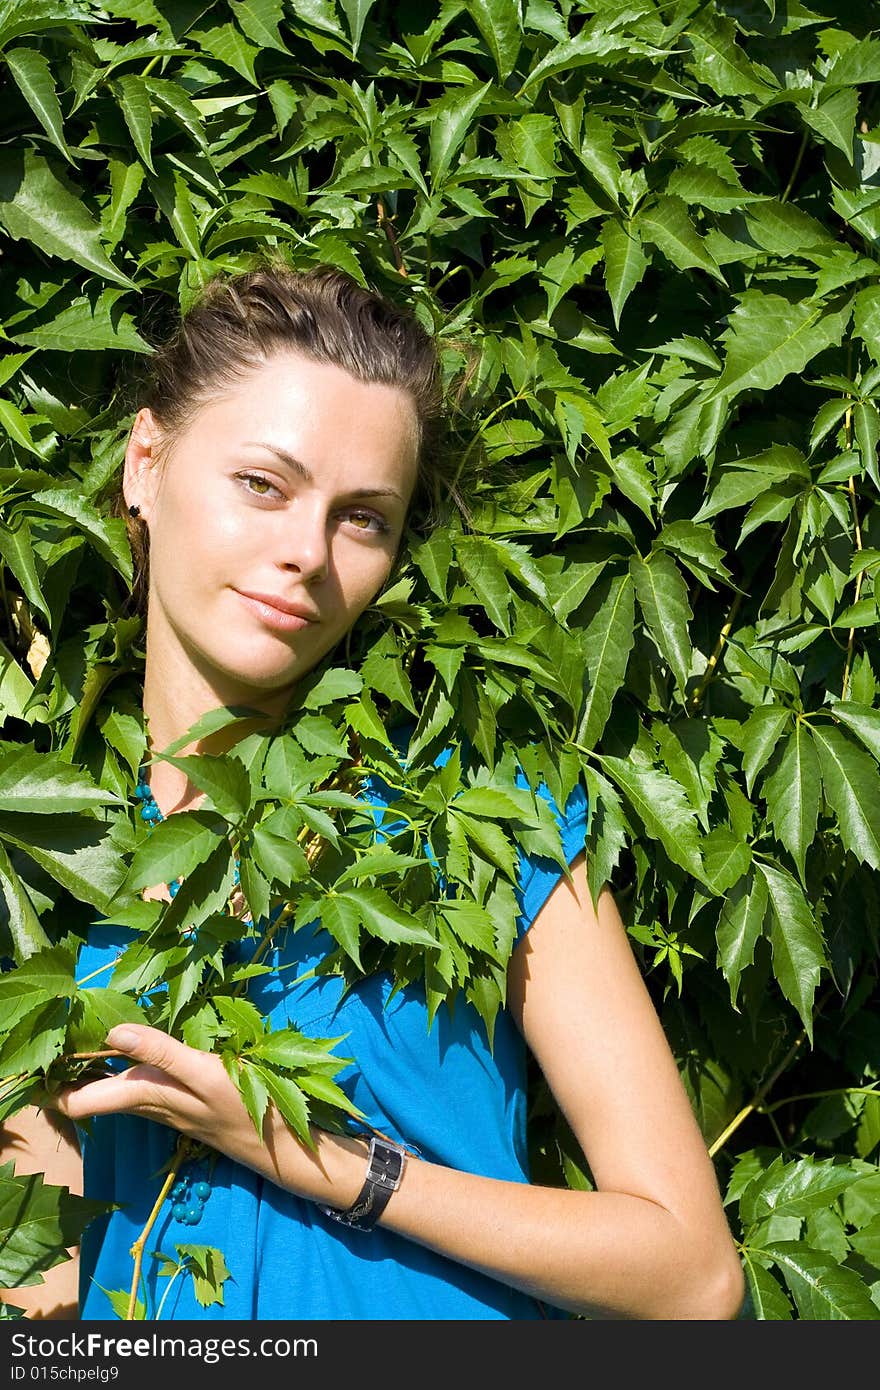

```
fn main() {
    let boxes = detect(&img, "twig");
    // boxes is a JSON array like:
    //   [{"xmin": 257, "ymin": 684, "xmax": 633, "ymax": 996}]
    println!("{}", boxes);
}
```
[{"xmin": 377, "ymin": 198, "xmax": 408, "ymax": 276}]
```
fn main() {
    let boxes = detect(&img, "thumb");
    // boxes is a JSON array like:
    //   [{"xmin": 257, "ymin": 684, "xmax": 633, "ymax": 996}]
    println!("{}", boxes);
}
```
[
  {"xmin": 103, "ymin": 1023, "xmax": 207, "ymax": 1090},
  {"xmin": 105, "ymin": 1023, "xmax": 176, "ymax": 1067}
]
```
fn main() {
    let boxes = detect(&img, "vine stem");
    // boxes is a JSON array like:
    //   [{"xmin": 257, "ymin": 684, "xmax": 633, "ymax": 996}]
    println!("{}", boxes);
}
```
[
  {"xmin": 126, "ymin": 1137, "xmax": 197, "ymax": 1320},
  {"xmin": 708, "ymin": 985, "xmax": 836, "ymax": 1158},
  {"xmin": 841, "ymin": 458, "xmax": 863, "ymax": 702},
  {"xmin": 68, "ymin": 1049, "xmax": 123, "ymax": 1060},
  {"xmin": 708, "ymin": 1032, "xmax": 806, "ymax": 1158},
  {"xmin": 762, "ymin": 1084, "xmax": 879, "ymax": 1114},
  {"xmin": 780, "ymin": 129, "xmax": 808, "ymax": 204},
  {"xmin": 688, "ymin": 591, "xmax": 742, "ymax": 712}
]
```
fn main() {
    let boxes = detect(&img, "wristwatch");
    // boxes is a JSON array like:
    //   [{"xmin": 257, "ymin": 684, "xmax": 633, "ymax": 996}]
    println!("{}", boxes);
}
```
[{"xmin": 319, "ymin": 1136, "xmax": 407, "ymax": 1233}]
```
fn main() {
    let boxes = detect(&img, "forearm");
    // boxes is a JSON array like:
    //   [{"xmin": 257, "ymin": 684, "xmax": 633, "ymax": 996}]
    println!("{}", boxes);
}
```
[{"xmin": 282, "ymin": 1130, "xmax": 744, "ymax": 1321}]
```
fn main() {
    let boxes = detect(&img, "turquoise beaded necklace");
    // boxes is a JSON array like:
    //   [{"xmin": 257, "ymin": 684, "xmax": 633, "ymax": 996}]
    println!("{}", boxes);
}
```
[{"xmin": 134, "ymin": 764, "xmax": 245, "ymax": 898}]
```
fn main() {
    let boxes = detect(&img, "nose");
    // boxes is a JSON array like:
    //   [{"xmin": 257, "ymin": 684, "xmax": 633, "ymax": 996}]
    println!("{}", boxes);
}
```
[{"xmin": 278, "ymin": 498, "xmax": 329, "ymax": 584}]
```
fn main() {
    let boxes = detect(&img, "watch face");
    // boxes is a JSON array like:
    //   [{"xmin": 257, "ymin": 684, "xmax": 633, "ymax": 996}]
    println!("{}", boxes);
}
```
[{"xmin": 368, "ymin": 1141, "xmax": 405, "ymax": 1187}]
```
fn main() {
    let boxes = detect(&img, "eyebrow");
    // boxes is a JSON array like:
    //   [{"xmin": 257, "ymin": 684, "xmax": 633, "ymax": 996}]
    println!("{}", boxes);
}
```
[{"xmin": 242, "ymin": 440, "xmax": 407, "ymax": 504}]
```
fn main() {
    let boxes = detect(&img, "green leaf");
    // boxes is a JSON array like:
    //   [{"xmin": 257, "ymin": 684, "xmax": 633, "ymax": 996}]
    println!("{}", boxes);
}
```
[
  {"xmin": 762, "ymin": 722, "xmax": 820, "ymax": 882},
  {"xmin": 231, "ymin": 0, "xmax": 290, "ymax": 53},
  {"xmin": 0, "ymin": 747, "xmax": 123, "ymax": 814},
  {"xmin": 0, "ymin": 997, "xmax": 67, "ymax": 1075},
  {"xmin": 300, "ymin": 667, "xmax": 363, "ymax": 709},
  {"xmin": 0, "ymin": 1167, "xmax": 111, "ymax": 1290},
  {"xmin": 518, "ymin": 28, "xmax": 659, "ymax": 97},
  {"xmin": 631, "ymin": 551, "xmax": 693, "ymax": 698},
  {"xmin": 249, "ymin": 1027, "xmax": 350, "ymax": 1072},
  {"xmin": 694, "ymin": 450, "xmax": 804, "ymax": 524},
  {"xmin": 5, "ymin": 47, "xmax": 71, "ymax": 163},
  {"xmin": 709, "ymin": 292, "xmax": 852, "ymax": 404},
  {"xmin": 738, "ymin": 706, "xmax": 792, "ymax": 795},
  {"xmin": 0, "ymin": 840, "xmax": 49, "ymax": 962},
  {"xmin": 762, "ymin": 1241, "xmax": 879, "ymax": 1320},
  {"xmin": 66, "ymin": 986, "xmax": 144, "ymax": 1053},
  {"xmin": 230, "ymin": 1056, "xmax": 269, "ymax": 1136},
  {"xmin": 320, "ymin": 890, "xmax": 364, "ymax": 969},
  {"xmin": 113, "ymin": 73, "xmax": 154, "ymax": 171},
  {"xmin": 601, "ymin": 217, "xmax": 649, "ymax": 327},
  {"xmin": 254, "ymin": 1065, "xmax": 312, "ymax": 1147},
  {"xmin": 427, "ymin": 81, "xmax": 492, "ymax": 187},
  {"xmin": 742, "ymin": 1257, "xmax": 792, "ymax": 1320},
  {"xmin": 825, "ymin": 38, "xmax": 880, "ymax": 88},
  {"xmin": 853, "ymin": 401, "xmax": 880, "ymax": 491},
  {"xmin": 464, "ymin": 0, "xmax": 521, "ymax": 81},
  {"xmin": 349, "ymin": 886, "xmax": 439, "ymax": 947},
  {"xmin": 293, "ymin": 714, "xmax": 350, "ymax": 759},
  {"xmin": 0, "ymin": 638, "xmax": 33, "ymax": 722},
  {"xmin": 11, "ymin": 291, "xmax": 152, "ymax": 354},
  {"xmin": 700, "ymin": 826, "xmax": 751, "ymax": 896},
  {"xmin": 30, "ymin": 487, "xmax": 132, "ymax": 584},
  {"xmin": 636, "ymin": 196, "xmax": 724, "ymax": 282},
  {"xmin": 154, "ymin": 753, "xmax": 251, "ymax": 823},
  {"xmin": 336, "ymin": 0, "xmax": 376, "ymax": 56},
  {"xmin": 0, "ymin": 939, "xmax": 74, "ymax": 1028},
  {"xmin": 576, "ymin": 572, "xmax": 635, "ymax": 750},
  {"xmin": 141, "ymin": 77, "xmax": 207, "ymax": 152},
  {"xmin": 812, "ymin": 725, "xmax": 880, "ymax": 869},
  {"xmin": 716, "ymin": 870, "xmax": 768, "ymax": 1008},
  {"xmin": 683, "ymin": 10, "xmax": 777, "ymax": 99},
  {"xmin": 456, "ymin": 536, "xmax": 511, "ymax": 633},
  {"xmin": 125, "ymin": 812, "xmax": 225, "ymax": 891},
  {"xmin": 599, "ymin": 758, "xmax": 706, "ymax": 884},
  {"xmin": 172, "ymin": 1242, "xmax": 232, "ymax": 1308},
  {"xmin": 744, "ymin": 1156, "xmax": 864, "ymax": 1223},
  {"xmin": 830, "ymin": 703, "xmax": 880, "ymax": 762},
  {"xmin": 0, "ymin": 150, "xmax": 134, "ymax": 288},
  {"xmin": 756, "ymin": 862, "xmax": 825, "ymax": 1039},
  {"xmin": 0, "ymin": 812, "xmax": 126, "ymax": 913}
]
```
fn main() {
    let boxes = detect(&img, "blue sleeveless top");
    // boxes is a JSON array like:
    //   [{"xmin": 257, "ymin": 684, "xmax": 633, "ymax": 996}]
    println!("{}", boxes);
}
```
[{"xmin": 75, "ymin": 768, "xmax": 588, "ymax": 1321}]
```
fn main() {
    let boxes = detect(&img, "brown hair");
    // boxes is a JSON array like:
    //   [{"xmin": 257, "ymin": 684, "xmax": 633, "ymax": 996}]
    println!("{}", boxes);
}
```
[{"xmin": 118, "ymin": 262, "xmax": 452, "ymax": 614}]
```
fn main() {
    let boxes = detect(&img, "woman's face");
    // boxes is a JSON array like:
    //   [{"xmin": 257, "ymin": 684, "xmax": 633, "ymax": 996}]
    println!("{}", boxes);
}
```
[{"xmin": 126, "ymin": 351, "xmax": 419, "ymax": 709}]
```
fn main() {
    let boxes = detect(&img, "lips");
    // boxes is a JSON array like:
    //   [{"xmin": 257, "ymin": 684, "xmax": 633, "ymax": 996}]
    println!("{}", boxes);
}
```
[
  {"xmin": 236, "ymin": 590, "xmax": 319, "ymax": 620},
  {"xmin": 234, "ymin": 589, "xmax": 320, "ymax": 632}
]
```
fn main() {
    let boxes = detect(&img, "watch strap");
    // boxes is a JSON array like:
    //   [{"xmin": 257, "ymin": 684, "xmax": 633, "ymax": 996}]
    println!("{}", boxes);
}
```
[{"xmin": 319, "ymin": 1136, "xmax": 407, "ymax": 1233}]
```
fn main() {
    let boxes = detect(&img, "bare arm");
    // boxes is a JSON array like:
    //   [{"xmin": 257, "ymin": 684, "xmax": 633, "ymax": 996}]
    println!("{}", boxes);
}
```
[
  {"xmin": 0, "ymin": 1106, "xmax": 83, "ymax": 1320},
  {"xmin": 358, "ymin": 856, "xmax": 744, "ymax": 1318}
]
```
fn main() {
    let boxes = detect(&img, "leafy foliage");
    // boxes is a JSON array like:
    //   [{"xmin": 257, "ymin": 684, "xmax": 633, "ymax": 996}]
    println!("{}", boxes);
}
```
[{"xmin": 0, "ymin": 0, "xmax": 879, "ymax": 1320}]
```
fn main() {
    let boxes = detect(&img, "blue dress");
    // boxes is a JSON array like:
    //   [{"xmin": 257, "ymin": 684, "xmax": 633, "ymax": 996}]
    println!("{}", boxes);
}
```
[{"xmin": 75, "ymin": 770, "xmax": 589, "ymax": 1321}]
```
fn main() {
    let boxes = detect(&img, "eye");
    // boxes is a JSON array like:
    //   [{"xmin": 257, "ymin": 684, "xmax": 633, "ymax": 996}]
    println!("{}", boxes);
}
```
[
  {"xmin": 236, "ymin": 471, "xmax": 283, "ymax": 500},
  {"xmin": 342, "ymin": 507, "xmax": 390, "ymax": 535}
]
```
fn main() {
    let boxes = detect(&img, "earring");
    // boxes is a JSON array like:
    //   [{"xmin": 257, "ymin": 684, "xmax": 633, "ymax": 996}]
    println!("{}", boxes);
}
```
[{"xmin": 128, "ymin": 504, "xmax": 141, "ymax": 518}]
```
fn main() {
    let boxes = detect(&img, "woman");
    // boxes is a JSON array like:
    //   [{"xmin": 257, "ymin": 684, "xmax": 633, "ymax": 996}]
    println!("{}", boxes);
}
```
[{"xmin": 2, "ymin": 265, "xmax": 744, "ymax": 1321}]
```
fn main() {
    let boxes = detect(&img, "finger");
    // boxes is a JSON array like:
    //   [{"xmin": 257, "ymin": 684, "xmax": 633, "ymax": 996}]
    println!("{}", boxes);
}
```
[
  {"xmin": 49, "ymin": 1065, "xmax": 192, "ymax": 1122},
  {"xmin": 104, "ymin": 1024, "xmax": 211, "ymax": 1089}
]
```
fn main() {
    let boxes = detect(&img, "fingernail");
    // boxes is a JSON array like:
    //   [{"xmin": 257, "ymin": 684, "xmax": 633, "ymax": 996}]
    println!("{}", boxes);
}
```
[{"xmin": 106, "ymin": 1027, "xmax": 138, "ymax": 1050}]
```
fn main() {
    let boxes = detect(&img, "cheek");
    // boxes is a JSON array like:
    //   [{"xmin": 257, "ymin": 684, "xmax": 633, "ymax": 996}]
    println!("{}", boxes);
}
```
[
  {"xmin": 154, "ymin": 482, "xmax": 247, "ymax": 569},
  {"xmin": 337, "ymin": 548, "xmax": 394, "ymax": 614}
]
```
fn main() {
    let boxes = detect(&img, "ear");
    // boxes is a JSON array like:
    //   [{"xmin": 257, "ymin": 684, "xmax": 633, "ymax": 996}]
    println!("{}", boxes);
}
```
[{"xmin": 123, "ymin": 408, "xmax": 164, "ymax": 520}]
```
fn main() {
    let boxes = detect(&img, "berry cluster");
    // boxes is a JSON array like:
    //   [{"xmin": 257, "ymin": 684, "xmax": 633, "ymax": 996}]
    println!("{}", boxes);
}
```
[{"xmin": 170, "ymin": 1172, "xmax": 213, "ymax": 1226}]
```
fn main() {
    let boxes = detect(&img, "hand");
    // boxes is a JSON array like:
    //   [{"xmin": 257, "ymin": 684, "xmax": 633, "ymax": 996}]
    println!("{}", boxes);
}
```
[{"xmin": 48, "ymin": 1024, "xmax": 365, "ymax": 1206}]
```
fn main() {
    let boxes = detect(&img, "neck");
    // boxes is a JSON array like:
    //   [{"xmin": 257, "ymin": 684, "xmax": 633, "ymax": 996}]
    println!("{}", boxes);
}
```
[{"xmin": 142, "ymin": 634, "xmax": 291, "ymax": 816}]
